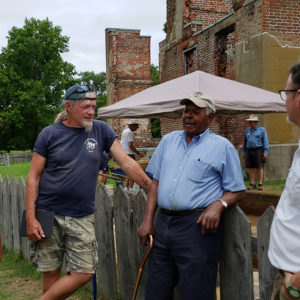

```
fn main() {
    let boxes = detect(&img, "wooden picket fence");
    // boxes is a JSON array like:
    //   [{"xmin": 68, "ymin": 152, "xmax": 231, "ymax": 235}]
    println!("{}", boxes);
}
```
[
  {"xmin": 0, "ymin": 175, "xmax": 278, "ymax": 300},
  {"xmin": 0, "ymin": 153, "xmax": 32, "ymax": 166}
]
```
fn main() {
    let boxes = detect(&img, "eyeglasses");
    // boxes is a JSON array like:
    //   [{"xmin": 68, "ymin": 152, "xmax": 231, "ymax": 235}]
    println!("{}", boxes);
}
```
[{"xmin": 279, "ymin": 89, "xmax": 299, "ymax": 101}]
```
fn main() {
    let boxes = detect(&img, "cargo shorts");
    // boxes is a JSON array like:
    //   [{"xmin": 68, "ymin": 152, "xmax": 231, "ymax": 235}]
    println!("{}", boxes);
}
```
[{"xmin": 31, "ymin": 213, "xmax": 98, "ymax": 274}]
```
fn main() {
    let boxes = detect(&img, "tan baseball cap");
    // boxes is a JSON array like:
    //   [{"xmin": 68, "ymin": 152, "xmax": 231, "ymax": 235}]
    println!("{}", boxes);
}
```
[{"xmin": 180, "ymin": 92, "xmax": 216, "ymax": 112}]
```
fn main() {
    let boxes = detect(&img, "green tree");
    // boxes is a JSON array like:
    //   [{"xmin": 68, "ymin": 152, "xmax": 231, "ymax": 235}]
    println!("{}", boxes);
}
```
[
  {"xmin": 0, "ymin": 18, "xmax": 77, "ymax": 151},
  {"xmin": 77, "ymin": 71, "xmax": 107, "ymax": 111},
  {"xmin": 151, "ymin": 64, "xmax": 160, "ymax": 86},
  {"xmin": 150, "ymin": 65, "xmax": 161, "ymax": 138}
]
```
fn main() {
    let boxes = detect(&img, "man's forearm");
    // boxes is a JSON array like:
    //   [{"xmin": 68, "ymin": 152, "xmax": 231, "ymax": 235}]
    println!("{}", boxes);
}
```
[
  {"xmin": 25, "ymin": 180, "xmax": 38, "ymax": 219},
  {"xmin": 129, "ymin": 143, "xmax": 140, "ymax": 155},
  {"xmin": 122, "ymin": 159, "xmax": 151, "ymax": 191},
  {"xmin": 143, "ymin": 179, "xmax": 159, "ymax": 221},
  {"xmin": 220, "ymin": 190, "xmax": 245, "ymax": 207}
]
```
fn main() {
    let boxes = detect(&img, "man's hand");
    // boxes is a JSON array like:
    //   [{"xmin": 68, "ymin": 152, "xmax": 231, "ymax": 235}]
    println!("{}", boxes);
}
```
[
  {"xmin": 196, "ymin": 200, "xmax": 224, "ymax": 233},
  {"xmin": 27, "ymin": 217, "xmax": 45, "ymax": 241},
  {"xmin": 282, "ymin": 271, "xmax": 300, "ymax": 300},
  {"xmin": 138, "ymin": 220, "xmax": 155, "ymax": 245}
]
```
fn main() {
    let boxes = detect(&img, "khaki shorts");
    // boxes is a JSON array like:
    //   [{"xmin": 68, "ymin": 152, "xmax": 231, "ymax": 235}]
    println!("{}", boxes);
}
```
[
  {"xmin": 271, "ymin": 272, "xmax": 290, "ymax": 300},
  {"xmin": 31, "ymin": 213, "xmax": 98, "ymax": 274}
]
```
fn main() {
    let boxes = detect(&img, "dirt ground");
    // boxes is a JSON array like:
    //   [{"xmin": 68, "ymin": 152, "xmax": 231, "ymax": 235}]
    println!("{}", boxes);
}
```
[{"xmin": 0, "ymin": 269, "xmax": 83, "ymax": 300}]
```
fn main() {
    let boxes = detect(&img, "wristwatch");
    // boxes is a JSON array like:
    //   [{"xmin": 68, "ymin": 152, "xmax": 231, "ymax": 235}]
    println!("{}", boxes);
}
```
[
  {"xmin": 286, "ymin": 277, "xmax": 300, "ymax": 298},
  {"xmin": 217, "ymin": 198, "xmax": 228, "ymax": 209}
]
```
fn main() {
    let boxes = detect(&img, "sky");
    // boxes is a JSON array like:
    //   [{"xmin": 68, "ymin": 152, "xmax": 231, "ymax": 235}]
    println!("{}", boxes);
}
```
[{"xmin": 0, "ymin": 0, "xmax": 166, "ymax": 73}]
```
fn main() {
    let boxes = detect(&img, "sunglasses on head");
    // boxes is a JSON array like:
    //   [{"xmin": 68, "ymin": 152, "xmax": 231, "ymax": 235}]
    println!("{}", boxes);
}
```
[
  {"xmin": 67, "ymin": 85, "xmax": 91, "ymax": 99},
  {"xmin": 72, "ymin": 85, "xmax": 90, "ymax": 94}
]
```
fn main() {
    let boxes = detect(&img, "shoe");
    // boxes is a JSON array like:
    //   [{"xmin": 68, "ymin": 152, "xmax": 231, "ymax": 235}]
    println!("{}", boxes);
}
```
[
  {"xmin": 257, "ymin": 184, "xmax": 263, "ymax": 191},
  {"xmin": 247, "ymin": 184, "xmax": 257, "ymax": 190}
]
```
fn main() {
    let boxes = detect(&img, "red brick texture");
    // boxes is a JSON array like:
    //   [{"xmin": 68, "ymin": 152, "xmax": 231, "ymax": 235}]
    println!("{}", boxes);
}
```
[
  {"xmin": 159, "ymin": 0, "xmax": 300, "ymax": 147},
  {"xmin": 105, "ymin": 28, "xmax": 156, "ymax": 145}
]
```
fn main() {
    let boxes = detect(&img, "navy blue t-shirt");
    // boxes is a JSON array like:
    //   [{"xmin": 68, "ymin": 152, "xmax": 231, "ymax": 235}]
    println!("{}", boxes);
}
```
[{"xmin": 34, "ymin": 120, "xmax": 117, "ymax": 217}]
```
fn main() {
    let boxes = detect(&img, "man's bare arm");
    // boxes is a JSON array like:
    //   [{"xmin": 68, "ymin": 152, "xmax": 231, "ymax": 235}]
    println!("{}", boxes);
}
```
[
  {"xmin": 110, "ymin": 139, "xmax": 151, "ymax": 191},
  {"xmin": 138, "ymin": 179, "xmax": 159, "ymax": 245},
  {"xmin": 25, "ymin": 152, "xmax": 46, "ymax": 241}
]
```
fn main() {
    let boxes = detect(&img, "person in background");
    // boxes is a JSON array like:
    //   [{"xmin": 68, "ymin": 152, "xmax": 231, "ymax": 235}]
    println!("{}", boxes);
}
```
[
  {"xmin": 25, "ymin": 84, "xmax": 151, "ymax": 300},
  {"xmin": 120, "ymin": 120, "xmax": 145, "ymax": 191},
  {"xmin": 242, "ymin": 114, "xmax": 269, "ymax": 191},
  {"xmin": 138, "ymin": 92, "xmax": 245, "ymax": 299},
  {"xmin": 98, "ymin": 151, "xmax": 110, "ymax": 185},
  {"xmin": 269, "ymin": 62, "xmax": 300, "ymax": 300}
]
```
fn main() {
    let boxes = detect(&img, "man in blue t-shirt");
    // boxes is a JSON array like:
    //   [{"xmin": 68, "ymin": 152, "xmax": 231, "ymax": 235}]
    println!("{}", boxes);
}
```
[
  {"xmin": 242, "ymin": 114, "xmax": 269, "ymax": 191},
  {"xmin": 25, "ymin": 84, "xmax": 151, "ymax": 299}
]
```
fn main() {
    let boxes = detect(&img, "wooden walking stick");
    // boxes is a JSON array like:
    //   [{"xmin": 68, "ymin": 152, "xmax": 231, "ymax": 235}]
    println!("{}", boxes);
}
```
[{"xmin": 132, "ymin": 234, "xmax": 154, "ymax": 300}]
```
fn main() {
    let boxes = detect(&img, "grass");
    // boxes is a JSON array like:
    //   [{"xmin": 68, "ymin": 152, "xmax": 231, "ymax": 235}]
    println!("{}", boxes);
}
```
[
  {"xmin": 0, "ymin": 162, "xmax": 286, "ymax": 193},
  {"xmin": 0, "ymin": 161, "xmax": 118, "ymax": 186},
  {"xmin": 0, "ymin": 249, "xmax": 99, "ymax": 299},
  {"xmin": 244, "ymin": 179, "xmax": 285, "ymax": 195},
  {"xmin": 0, "ymin": 162, "xmax": 31, "ymax": 181}
]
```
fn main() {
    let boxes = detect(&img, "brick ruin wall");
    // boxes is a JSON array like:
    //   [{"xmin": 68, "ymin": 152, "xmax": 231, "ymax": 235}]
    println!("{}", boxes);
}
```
[
  {"xmin": 105, "ymin": 28, "xmax": 158, "ymax": 147},
  {"xmin": 106, "ymin": 0, "xmax": 300, "ymax": 148},
  {"xmin": 159, "ymin": 0, "xmax": 300, "ymax": 147}
]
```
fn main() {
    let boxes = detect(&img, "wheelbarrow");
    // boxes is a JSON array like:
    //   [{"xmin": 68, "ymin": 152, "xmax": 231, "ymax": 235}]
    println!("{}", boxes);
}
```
[{"xmin": 132, "ymin": 234, "xmax": 154, "ymax": 300}]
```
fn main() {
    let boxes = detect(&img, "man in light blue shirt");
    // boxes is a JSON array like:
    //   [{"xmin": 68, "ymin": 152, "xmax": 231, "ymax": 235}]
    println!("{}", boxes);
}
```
[
  {"xmin": 242, "ymin": 114, "xmax": 269, "ymax": 190},
  {"xmin": 138, "ymin": 92, "xmax": 245, "ymax": 300}
]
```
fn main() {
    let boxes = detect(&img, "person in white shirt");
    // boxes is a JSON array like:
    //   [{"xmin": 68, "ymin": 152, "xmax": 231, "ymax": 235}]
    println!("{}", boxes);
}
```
[
  {"xmin": 120, "ymin": 120, "xmax": 143, "ymax": 191},
  {"xmin": 269, "ymin": 61, "xmax": 300, "ymax": 300}
]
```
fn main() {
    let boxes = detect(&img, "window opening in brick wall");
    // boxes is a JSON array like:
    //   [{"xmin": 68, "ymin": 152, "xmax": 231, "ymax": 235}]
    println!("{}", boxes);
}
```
[
  {"xmin": 183, "ymin": 46, "xmax": 198, "ymax": 75},
  {"xmin": 215, "ymin": 25, "xmax": 235, "ymax": 79},
  {"xmin": 151, "ymin": 118, "xmax": 161, "ymax": 139}
]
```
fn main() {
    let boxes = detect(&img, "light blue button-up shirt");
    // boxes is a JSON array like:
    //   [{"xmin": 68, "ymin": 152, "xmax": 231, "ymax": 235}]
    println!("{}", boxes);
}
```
[
  {"xmin": 146, "ymin": 129, "xmax": 245, "ymax": 210},
  {"xmin": 242, "ymin": 126, "xmax": 269, "ymax": 154}
]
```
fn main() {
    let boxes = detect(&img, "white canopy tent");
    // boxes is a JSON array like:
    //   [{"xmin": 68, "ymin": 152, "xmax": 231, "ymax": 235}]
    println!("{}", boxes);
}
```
[{"xmin": 97, "ymin": 70, "xmax": 285, "ymax": 119}]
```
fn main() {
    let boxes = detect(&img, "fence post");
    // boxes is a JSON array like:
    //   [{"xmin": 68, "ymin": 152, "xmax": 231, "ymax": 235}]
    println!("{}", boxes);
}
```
[
  {"xmin": 257, "ymin": 206, "xmax": 277, "ymax": 300},
  {"xmin": 94, "ymin": 184, "xmax": 118, "ymax": 300},
  {"xmin": 131, "ymin": 190, "xmax": 148, "ymax": 300},
  {"xmin": 0, "ymin": 175, "xmax": 3, "ymax": 242},
  {"xmin": 220, "ymin": 205, "xmax": 254, "ymax": 300},
  {"xmin": 113, "ymin": 187, "xmax": 136, "ymax": 300},
  {"xmin": 4, "ymin": 153, "xmax": 10, "ymax": 168},
  {"xmin": 2, "ymin": 176, "xmax": 13, "ymax": 250},
  {"xmin": 18, "ymin": 177, "xmax": 30, "ymax": 260},
  {"xmin": 10, "ymin": 176, "xmax": 21, "ymax": 251}
]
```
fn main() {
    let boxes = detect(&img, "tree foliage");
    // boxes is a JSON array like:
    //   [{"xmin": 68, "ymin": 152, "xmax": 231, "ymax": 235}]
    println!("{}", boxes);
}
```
[
  {"xmin": 150, "ymin": 65, "xmax": 161, "ymax": 138},
  {"xmin": 0, "ymin": 18, "xmax": 77, "ymax": 151},
  {"xmin": 151, "ymin": 64, "xmax": 160, "ymax": 86},
  {"xmin": 77, "ymin": 71, "xmax": 107, "ymax": 111}
]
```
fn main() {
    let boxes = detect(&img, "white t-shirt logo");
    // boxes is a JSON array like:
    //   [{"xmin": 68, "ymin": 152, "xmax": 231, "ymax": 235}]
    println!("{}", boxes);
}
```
[{"xmin": 85, "ymin": 138, "xmax": 98, "ymax": 152}]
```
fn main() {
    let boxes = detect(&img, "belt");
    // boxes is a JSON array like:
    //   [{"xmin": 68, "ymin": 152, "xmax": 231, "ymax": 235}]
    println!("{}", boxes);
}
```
[{"xmin": 160, "ymin": 207, "xmax": 205, "ymax": 216}]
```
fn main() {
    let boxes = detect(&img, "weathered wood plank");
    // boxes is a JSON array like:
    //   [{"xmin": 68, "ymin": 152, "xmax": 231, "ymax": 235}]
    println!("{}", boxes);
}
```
[
  {"xmin": 11, "ymin": 177, "xmax": 21, "ymax": 251},
  {"xmin": 113, "ymin": 187, "xmax": 136, "ymax": 300},
  {"xmin": 18, "ymin": 177, "xmax": 30, "ymax": 260},
  {"xmin": 220, "ymin": 205, "xmax": 253, "ymax": 300},
  {"xmin": 2, "ymin": 176, "xmax": 12, "ymax": 250},
  {"xmin": 257, "ymin": 206, "xmax": 277, "ymax": 300},
  {"xmin": 0, "ymin": 175, "xmax": 3, "ymax": 242},
  {"xmin": 94, "ymin": 184, "xmax": 117, "ymax": 300},
  {"xmin": 131, "ymin": 190, "xmax": 148, "ymax": 300}
]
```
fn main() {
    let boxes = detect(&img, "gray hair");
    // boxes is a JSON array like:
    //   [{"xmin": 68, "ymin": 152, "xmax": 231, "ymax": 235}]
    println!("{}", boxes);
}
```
[
  {"xmin": 206, "ymin": 107, "xmax": 215, "ymax": 115},
  {"xmin": 54, "ymin": 100, "xmax": 77, "ymax": 123}
]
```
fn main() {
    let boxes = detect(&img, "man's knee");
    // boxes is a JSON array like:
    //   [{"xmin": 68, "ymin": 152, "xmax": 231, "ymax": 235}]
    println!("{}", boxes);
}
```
[{"xmin": 70, "ymin": 272, "xmax": 94, "ymax": 285}]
